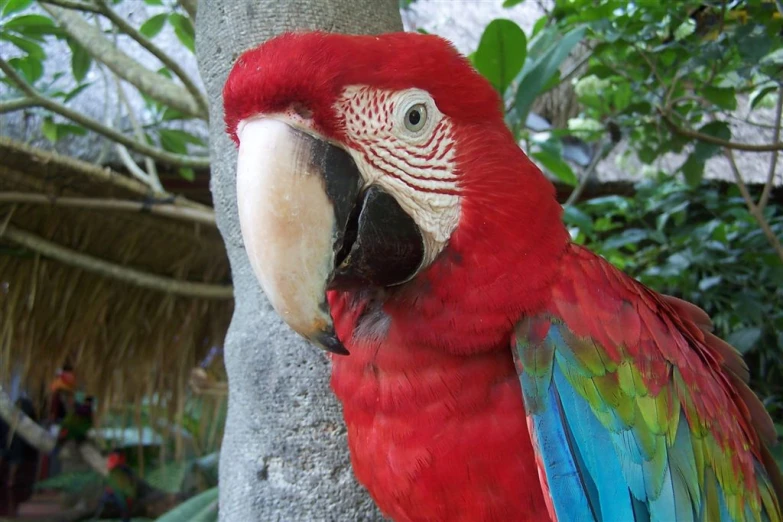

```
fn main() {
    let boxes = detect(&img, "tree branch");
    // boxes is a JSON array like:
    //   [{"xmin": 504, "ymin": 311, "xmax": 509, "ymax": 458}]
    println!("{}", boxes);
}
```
[
  {"xmin": 0, "ymin": 58, "xmax": 210, "ymax": 168},
  {"xmin": 38, "ymin": 0, "xmax": 102, "ymax": 14},
  {"xmin": 0, "ymin": 97, "xmax": 37, "ymax": 114},
  {"xmin": 40, "ymin": 3, "xmax": 205, "ymax": 119},
  {"xmin": 724, "ymin": 149, "xmax": 783, "ymax": 263},
  {"xmin": 565, "ymin": 139, "xmax": 614, "ymax": 206},
  {"xmin": 177, "ymin": 0, "xmax": 197, "ymax": 20},
  {"xmin": 660, "ymin": 110, "xmax": 783, "ymax": 152},
  {"xmin": 758, "ymin": 87, "xmax": 783, "ymax": 212},
  {"xmin": 0, "ymin": 386, "xmax": 55, "ymax": 454},
  {"xmin": 0, "ymin": 192, "xmax": 217, "ymax": 226},
  {"xmin": 95, "ymin": 0, "xmax": 209, "ymax": 119},
  {"xmin": 0, "ymin": 224, "xmax": 233, "ymax": 299}
]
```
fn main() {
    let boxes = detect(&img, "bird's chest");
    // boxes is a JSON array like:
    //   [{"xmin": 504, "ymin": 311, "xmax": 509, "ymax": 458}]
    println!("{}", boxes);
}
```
[{"xmin": 329, "ymin": 338, "xmax": 550, "ymax": 522}]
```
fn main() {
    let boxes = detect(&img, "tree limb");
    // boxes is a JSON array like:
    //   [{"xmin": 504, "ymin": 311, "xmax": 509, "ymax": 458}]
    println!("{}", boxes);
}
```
[
  {"xmin": 0, "ymin": 192, "xmax": 216, "ymax": 226},
  {"xmin": 0, "ymin": 58, "xmax": 210, "ymax": 168},
  {"xmin": 95, "ymin": 0, "xmax": 210, "ymax": 119},
  {"xmin": 660, "ymin": 110, "xmax": 783, "ymax": 152},
  {"xmin": 0, "ymin": 97, "xmax": 36, "ymax": 114},
  {"xmin": 0, "ymin": 224, "xmax": 233, "ymax": 299},
  {"xmin": 724, "ymin": 149, "xmax": 783, "ymax": 263},
  {"xmin": 758, "ymin": 87, "xmax": 783, "ymax": 212},
  {"xmin": 38, "ymin": 0, "xmax": 101, "ymax": 14},
  {"xmin": 0, "ymin": 386, "xmax": 55, "ymax": 454},
  {"xmin": 40, "ymin": 3, "xmax": 205, "ymax": 119},
  {"xmin": 177, "ymin": 0, "xmax": 197, "ymax": 20},
  {"xmin": 565, "ymin": 139, "xmax": 614, "ymax": 206}
]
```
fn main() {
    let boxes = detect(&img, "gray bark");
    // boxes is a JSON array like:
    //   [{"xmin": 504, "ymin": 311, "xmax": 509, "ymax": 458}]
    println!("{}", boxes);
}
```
[{"xmin": 195, "ymin": 1, "xmax": 403, "ymax": 520}]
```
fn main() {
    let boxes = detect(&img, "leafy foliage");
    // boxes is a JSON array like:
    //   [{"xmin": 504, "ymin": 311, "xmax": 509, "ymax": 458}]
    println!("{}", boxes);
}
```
[{"xmin": 552, "ymin": 0, "xmax": 783, "ymax": 185}]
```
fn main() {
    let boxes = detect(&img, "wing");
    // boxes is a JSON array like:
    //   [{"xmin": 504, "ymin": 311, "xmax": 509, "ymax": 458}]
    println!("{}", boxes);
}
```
[{"xmin": 512, "ymin": 244, "xmax": 782, "ymax": 522}]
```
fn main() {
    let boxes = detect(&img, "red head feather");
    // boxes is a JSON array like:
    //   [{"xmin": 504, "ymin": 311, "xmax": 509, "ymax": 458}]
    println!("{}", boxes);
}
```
[{"xmin": 223, "ymin": 31, "xmax": 503, "ymax": 144}]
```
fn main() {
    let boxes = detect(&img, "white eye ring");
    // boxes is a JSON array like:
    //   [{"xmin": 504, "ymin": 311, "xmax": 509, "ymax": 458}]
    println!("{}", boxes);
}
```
[{"xmin": 404, "ymin": 103, "xmax": 427, "ymax": 132}]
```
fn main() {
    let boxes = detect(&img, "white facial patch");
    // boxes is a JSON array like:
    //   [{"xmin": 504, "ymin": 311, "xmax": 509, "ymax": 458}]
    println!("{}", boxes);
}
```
[{"xmin": 335, "ymin": 86, "xmax": 461, "ymax": 266}]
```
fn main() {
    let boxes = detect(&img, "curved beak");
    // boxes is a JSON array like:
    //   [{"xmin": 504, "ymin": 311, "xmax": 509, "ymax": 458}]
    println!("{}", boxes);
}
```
[{"xmin": 236, "ymin": 118, "xmax": 424, "ymax": 355}]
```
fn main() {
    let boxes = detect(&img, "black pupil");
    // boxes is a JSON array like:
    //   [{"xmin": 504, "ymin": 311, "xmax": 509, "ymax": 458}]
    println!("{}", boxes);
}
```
[{"xmin": 408, "ymin": 109, "xmax": 421, "ymax": 126}]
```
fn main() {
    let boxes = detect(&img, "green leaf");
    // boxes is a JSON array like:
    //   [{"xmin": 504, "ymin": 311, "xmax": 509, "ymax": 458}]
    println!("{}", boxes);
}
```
[
  {"xmin": 750, "ymin": 86, "xmax": 777, "ymax": 110},
  {"xmin": 42, "ymin": 117, "xmax": 57, "ymax": 143},
  {"xmin": 159, "ymin": 129, "xmax": 205, "ymax": 154},
  {"xmin": 563, "ymin": 205, "xmax": 593, "ymax": 235},
  {"xmin": 702, "ymin": 86, "xmax": 737, "ymax": 111},
  {"xmin": 9, "ymin": 55, "xmax": 42, "ymax": 84},
  {"xmin": 140, "ymin": 13, "xmax": 167, "ymax": 38},
  {"xmin": 502, "ymin": 0, "xmax": 526, "ymax": 7},
  {"xmin": 67, "ymin": 38, "xmax": 92, "ymax": 82},
  {"xmin": 56, "ymin": 123, "xmax": 87, "ymax": 137},
  {"xmin": 1, "ymin": 31, "xmax": 45, "ymax": 59},
  {"xmin": 692, "ymin": 121, "xmax": 731, "ymax": 162},
  {"xmin": 143, "ymin": 0, "xmax": 163, "ymax": 4},
  {"xmin": 1, "ymin": 0, "xmax": 33, "ymax": 17},
  {"xmin": 155, "ymin": 487, "xmax": 218, "ymax": 522},
  {"xmin": 473, "ymin": 19, "xmax": 527, "ymax": 94},
  {"xmin": 4, "ymin": 14, "xmax": 56, "ymax": 33},
  {"xmin": 168, "ymin": 13, "xmax": 195, "ymax": 53},
  {"xmin": 63, "ymin": 82, "xmax": 92, "ymax": 103},
  {"xmin": 146, "ymin": 461, "xmax": 188, "ymax": 493},
  {"xmin": 179, "ymin": 167, "xmax": 195, "ymax": 181},
  {"xmin": 531, "ymin": 150, "xmax": 578, "ymax": 186},
  {"xmin": 681, "ymin": 154, "xmax": 705, "ymax": 186},
  {"xmin": 727, "ymin": 327, "xmax": 762, "ymax": 354},
  {"xmin": 514, "ymin": 25, "xmax": 586, "ymax": 121}
]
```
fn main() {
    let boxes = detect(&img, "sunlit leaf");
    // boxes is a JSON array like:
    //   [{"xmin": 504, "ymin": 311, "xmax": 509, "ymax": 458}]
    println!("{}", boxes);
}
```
[
  {"xmin": 531, "ymin": 149, "xmax": 578, "ymax": 186},
  {"xmin": 155, "ymin": 487, "xmax": 218, "ymax": 522},
  {"xmin": 515, "ymin": 25, "xmax": 586, "ymax": 121},
  {"xmin": 168, "ymin": 13, "xmax": 194, "ymax": 53},
  {"xmin": 1, "ymin": 0, "xmax": 33, "ymax": 17},
  {"xmin": 67, "ymin": 38, "xmax": 92, "ymax": 82},
  {"xmin": 42, "ymin": 117, "xmax": 57, "ymax": 142},
  {"xmin": 140, "ymin": 13, "xmax": 167, "ymax": 38},
  {"xmin": 0, "ymin": 31, "xmax": 45, "ymax": 59},
  {"xmin": 473, "ymin": 19, "xmax": 527, "ymax": 94}
]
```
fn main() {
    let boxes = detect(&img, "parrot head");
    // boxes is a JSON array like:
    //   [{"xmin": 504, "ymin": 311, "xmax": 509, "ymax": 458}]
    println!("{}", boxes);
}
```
[{"xmin": 224, "ymin": 32, "xmax": 568, "ymax": 355}]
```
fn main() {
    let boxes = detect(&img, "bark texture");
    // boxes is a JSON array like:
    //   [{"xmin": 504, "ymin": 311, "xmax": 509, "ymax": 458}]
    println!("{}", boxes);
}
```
[{"xmin": 195, "ymin": 1, "xmax": 403, "ymax": 520}]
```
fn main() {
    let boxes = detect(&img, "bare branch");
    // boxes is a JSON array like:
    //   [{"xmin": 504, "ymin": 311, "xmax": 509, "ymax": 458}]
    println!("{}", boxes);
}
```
[
  {"xmin": 0, "ymin": 385, "xmax": 55, "ymax": 453},
  {"xmin": 660, "ymin": 110, "xmax": 783, "ymax": 152},
  {"xmin": 114, "ymin": 76, "xmax": 164, "ymax": 190},
  {"xmin": 0, "ymin": 97, "xmax": 37, "ymax": 114},
  {"xmin": 0, "ymin": 57, "xmax": 210, "ymax": 168},
  {"xmin": 565, "ymin": 140, "xmax": 615, "ymax": 206},
  {"xmin": 0, "ymin": 192, "xmax": 217, "ymax": 226},
  {"xmin": 95, "ymin": 0, "xmax": 209, "ymax": 118},
  {"xmin": 177, "ymin": 0, "xmax": 197, "ymax": 20},
  {"xmin": 759, "ymin": 87, "xmax": 783, "ymax": 212},
  {"xmin": 41, "ymin": 3, "xmax": 206, "ymax": 119},
  {"xmin": 115, "ymin": 142, "xmax": 165, "ymax": 191},
  {"xmin": 724, "ymin": 149, "xmax": 783, "ymax": 263},
  {"xmin": 38, "ymin": 0, "xmax": 101, "ymax": 14},
  {"xmin": 0, "ymin": 224, "xmax": 233, "ymax": 299}
]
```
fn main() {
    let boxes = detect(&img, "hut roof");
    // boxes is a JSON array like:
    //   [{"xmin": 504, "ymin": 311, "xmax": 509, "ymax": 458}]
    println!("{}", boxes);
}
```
[{"xmin": 0, "ymin": 136, "xmax": 231, "ymax": 414}]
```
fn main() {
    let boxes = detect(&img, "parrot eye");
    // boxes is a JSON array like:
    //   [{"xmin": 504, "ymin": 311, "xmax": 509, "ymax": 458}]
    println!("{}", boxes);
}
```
[{"xmin": 404, "ymin": 103, "xmax": 427, "ymax": 132}]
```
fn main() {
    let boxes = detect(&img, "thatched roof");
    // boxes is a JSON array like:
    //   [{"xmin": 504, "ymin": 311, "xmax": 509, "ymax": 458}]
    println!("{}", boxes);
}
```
[{"xmin": 0, "ymin": 136, "xmax": 232, "ymax": 414}]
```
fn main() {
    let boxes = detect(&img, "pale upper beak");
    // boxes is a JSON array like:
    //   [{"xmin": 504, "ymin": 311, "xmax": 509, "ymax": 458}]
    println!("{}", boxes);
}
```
[{"xmin": 236, "ymin": 118, "xmax": 424, "ymax": 355}]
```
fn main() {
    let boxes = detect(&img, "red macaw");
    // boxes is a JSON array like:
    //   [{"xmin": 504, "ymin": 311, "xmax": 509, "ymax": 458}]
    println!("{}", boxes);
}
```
[{"xmin": 223, "ymin": 31, "xmax": 783, "ymax": 522}]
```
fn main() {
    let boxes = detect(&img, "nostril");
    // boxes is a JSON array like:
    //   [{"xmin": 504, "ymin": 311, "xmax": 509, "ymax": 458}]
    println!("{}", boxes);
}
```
[{"xmin": 292, "ymin": 102, "xmax": 313, "ymax": 119}]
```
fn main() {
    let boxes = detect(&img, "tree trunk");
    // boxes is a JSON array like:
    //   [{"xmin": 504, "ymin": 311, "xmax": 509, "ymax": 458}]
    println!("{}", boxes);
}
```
[{"xmin": 195, "ymin": 1, "xmax": 402, "ymax": 519}]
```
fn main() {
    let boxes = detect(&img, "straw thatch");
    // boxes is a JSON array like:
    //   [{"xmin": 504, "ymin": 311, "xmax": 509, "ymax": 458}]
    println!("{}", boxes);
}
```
[{"xmin": 0, "ymin": 136, "xmax": 232, "ymax": 422}]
